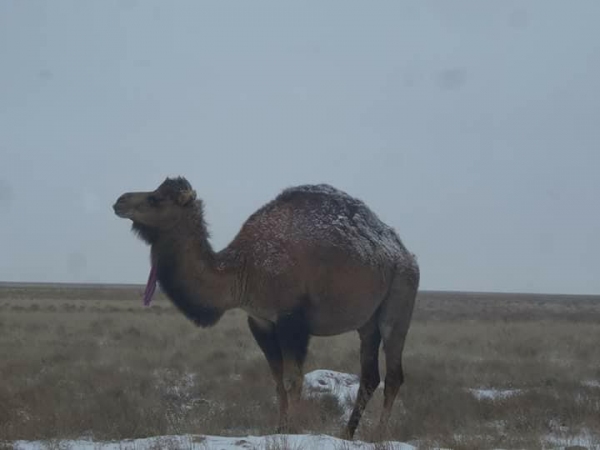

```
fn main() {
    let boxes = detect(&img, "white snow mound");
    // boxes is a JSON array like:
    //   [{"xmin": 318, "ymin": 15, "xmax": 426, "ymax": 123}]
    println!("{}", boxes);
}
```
[
  {"xmin": 467, "ymin": 388, "xmax": 523, "ymax": 400},
  {"xmin": 303, "ymin": 369, "xmax": 377, "ymax": 421},
  {"xmin": 11, "ymin": 434, "xmax": 422, "ymax": 450}
]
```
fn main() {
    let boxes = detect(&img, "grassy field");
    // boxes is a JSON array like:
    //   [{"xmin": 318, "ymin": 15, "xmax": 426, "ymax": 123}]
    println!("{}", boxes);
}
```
[{"xmin": 1, "ymin": 283, "xmax": 599, "ymax": 449}]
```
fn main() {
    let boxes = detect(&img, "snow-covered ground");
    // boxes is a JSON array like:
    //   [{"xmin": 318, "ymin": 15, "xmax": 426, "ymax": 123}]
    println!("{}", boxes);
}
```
[
  {"xmin": 11, "ymin": 434, "xmax": 421, "ymax": 450},
  {"xmin": 302, "ymin": 369, "xmax": 371, "ymax": 421},
  {"xmin": 544, "ymin": 427, "xmax": 600, "ymax": 450},
  {"xmin": 583, "ymin": 380, "xmax": 600, "ymax": 389},
  {"xmin": 466, "ymin": 387, "xmax": 523, "ymax": 400},
  {"xmin": 11, "ymin": 431, "xmax": 600, "ymax": 450}
]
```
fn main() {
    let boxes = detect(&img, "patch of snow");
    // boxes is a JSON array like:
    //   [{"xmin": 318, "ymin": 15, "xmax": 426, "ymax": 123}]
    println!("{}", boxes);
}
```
[
  {"xmin": 547, "ymin": 356, "xmax": 575, "ymax": 368},
  {"xmin": 303, "ymin": 369, "xmax": 380, "ymax": 421},
  {"xmin": 467, "ymin": 388, "xmax": 523, "ymax": 400},
  {"xmin": 10, "ymin": 434, "xmax": 424, "ymax": 450},
  {"xmin": 304, "ymin": 370, "xmax": 359, "ymax": 401},
  {"xmin": 543, "ymin": 427, "xmax": 600, "ymax": 449},
  {"xmin": 583, "ymin": 380, "xmax": 600, "ymax": 388}
]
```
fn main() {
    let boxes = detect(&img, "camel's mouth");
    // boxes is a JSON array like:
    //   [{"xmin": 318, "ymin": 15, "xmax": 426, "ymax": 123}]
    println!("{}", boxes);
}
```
[
  {"xmin": 113, "ymin": 192, "xmax": 140, "ymax": 219},
  {"xmin": 113, "ymin": 202, "xmax": 133, "ymax": 219}
]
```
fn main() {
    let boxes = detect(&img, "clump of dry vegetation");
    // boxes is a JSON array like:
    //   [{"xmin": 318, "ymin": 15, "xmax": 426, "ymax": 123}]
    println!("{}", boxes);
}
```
[{"xmin": 1, "ymin": 283, "xmax": 599, "ymax": 448}]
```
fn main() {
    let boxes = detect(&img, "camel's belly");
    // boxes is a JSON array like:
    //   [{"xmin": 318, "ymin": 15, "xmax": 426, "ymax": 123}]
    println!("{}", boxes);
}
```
[
  {"xmin": 242, "ymin": 291, "xmax": 383, "ymax": 336},
  {"xmin": 244, "ymin": 255, "xmax": 393, "ymax": 334},
  {"xmin": 305, "ymin": 295, "xmax": 383, "ymax": 336},
  {"xmin": 302, "ymin": 267, "xmax": 389, "ymax": 335}
]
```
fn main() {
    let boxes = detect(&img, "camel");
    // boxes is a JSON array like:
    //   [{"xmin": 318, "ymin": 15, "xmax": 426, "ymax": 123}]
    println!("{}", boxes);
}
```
[{"xmin": 113, "ymin": 176, "xmax": 420, "ymax": 439}]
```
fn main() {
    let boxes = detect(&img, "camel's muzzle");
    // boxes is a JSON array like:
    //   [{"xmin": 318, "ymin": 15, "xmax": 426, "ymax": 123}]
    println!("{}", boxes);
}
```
[{"xmin": 113, "ymin": 193, "xmax": 135, "ymax": 218}]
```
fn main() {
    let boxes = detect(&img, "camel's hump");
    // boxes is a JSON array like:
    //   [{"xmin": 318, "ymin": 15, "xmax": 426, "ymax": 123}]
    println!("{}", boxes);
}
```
[
  {"xmin": 238, "ymin": 183, "xmax": 410, "ymax": 270},
  {"xmin": 277, "ymin": 183, "xmax": 354, "ymax": 201}
]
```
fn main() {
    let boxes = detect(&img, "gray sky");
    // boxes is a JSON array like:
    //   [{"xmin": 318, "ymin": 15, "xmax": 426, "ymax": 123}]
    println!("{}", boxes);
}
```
[{"xmin": 1, "ymin": 1, "xmax": 599, "ymax": 295}]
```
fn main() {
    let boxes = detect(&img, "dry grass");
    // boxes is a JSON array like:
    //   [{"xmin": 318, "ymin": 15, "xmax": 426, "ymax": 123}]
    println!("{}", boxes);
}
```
[{"xmin": 1, "ymin": 283, "xmax": 599, "ymax": 448}]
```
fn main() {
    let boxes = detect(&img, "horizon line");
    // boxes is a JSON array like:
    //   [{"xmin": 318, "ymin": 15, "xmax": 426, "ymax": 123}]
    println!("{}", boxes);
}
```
[{"xmin": 0, "ymin": 280, "xmax": 597, "ymax": 298}]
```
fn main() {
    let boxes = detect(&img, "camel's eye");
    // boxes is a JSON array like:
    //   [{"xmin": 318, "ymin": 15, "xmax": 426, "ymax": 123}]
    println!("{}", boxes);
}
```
[{"xmin": 148, "ymin": 195, "xmax": 161, "ymax": 207}]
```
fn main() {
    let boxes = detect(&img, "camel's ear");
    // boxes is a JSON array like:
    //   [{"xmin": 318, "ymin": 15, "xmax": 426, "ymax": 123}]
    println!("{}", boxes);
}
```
[{"xmin": 178, "ymin": 189, "xmax": 197, "ymax": 206}]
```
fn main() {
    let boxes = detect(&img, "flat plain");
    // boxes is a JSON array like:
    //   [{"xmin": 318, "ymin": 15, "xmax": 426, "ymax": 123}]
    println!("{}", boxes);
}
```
[{"xmin": 1, "ymin": 283, "xmax": 599, "ymax": 449}]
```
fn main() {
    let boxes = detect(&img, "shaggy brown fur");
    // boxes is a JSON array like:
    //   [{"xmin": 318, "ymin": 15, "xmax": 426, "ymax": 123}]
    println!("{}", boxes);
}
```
[{"xmin": 113, "ymin": 176, "xmax": 420, "ymax": 439}]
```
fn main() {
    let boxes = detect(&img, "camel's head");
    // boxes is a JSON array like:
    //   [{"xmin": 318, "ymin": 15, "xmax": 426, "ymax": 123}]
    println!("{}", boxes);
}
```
[{"xmin": 113, "ymin": 176, "xmax": 197, "ymax": 242}]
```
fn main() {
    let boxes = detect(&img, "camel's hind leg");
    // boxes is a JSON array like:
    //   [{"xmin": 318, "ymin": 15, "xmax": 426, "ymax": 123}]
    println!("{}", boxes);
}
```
[
  {"xmin": 377, "ymin": 264, "xmax": 419, "ymax": 433},
  {"xmin": 343, "ymin": 312, "xmax": 382, "ymax": 439}
]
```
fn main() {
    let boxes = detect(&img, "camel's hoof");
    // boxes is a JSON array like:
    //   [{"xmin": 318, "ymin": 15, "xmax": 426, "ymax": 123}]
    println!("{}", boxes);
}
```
[
  {"xmin": 340, "ymin": 428, "xmax": 355, "ymax": 441},
  {"xmin": 276, "ymin": 423, "xmax": 294, "ymax": 435},
  {"xmin": 373, "ymin": 423, "xmax": 391, "ymax": 441}
]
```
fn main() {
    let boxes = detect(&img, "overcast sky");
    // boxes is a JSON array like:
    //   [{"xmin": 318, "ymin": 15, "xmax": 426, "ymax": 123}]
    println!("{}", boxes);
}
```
[{"xmin": 1, "ymin": 1, "xmax": 599, "ymax": 295}]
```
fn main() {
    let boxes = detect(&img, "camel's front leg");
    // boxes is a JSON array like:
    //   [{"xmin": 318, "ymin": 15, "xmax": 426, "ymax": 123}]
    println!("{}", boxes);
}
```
[
  {"xmin": 247, "ymin": 316, "xmax": 289, "ymax": 432},
  {"xmin": 248, "ymin": 307, "xmax": 311, "ymax": 433},
  {"xmin": 275, "ymin": 307, "xmax": 311, "ymax": 432}
]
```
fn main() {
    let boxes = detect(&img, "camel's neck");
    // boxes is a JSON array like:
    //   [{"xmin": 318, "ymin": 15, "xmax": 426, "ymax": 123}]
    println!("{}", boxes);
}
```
[{"xmin": 150, "ymin": 209, "xmax": 236, "ymax": 327}]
